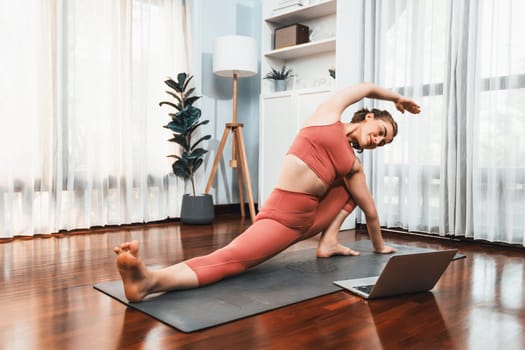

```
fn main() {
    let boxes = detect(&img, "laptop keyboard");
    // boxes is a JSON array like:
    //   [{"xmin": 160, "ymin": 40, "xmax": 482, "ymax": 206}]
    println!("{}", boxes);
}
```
[{"xmin": 355, "ymin": 284, "xmax": 375, "ymax": 294}]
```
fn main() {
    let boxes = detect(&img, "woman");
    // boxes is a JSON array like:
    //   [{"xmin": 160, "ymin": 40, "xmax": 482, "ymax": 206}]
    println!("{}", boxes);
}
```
[{"xmin": 114, "ymin": 82, "xmax": 421, "ymax": 302}]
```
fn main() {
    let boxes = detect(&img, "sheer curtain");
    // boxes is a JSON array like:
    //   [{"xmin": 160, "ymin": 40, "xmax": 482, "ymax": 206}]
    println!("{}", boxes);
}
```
[
  {"xmin": 365, "ymin": 0, "xmax": 525, "ymax": 245},
  {"xmin": 0, "ymin": 0, "xmax": 193, "ymax": 238},
  {"xmin": 472, "ymin": 0, "xmax": 525, "ymax": 244}
]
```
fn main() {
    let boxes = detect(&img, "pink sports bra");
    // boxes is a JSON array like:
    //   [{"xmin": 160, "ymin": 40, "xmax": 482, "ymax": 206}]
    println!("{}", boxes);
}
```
[{"xmin": 287, "ymin": 121, "xmax": 356, "ymax": 186}]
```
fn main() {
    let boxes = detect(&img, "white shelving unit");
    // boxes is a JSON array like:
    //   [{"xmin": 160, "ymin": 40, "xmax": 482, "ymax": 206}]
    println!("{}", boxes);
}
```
[
  {"xmin": 261, "ymin": 0, "xmax": 337, "ymax": 94},
  {"xmin": 258, "ymin": 0, "xmax": 338, "ymax": 206},
  {"xmin": 258, "ymin": 0, "xmax": 357, "ymax": 230}
]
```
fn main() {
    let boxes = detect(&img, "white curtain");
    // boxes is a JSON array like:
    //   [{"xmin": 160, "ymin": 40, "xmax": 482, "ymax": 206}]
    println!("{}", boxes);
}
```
[
  {"xmin": 0, "ymin": 0, "xmax": 193, "ymax": 238},
  {"xmin": 365, "ymin": 0, "xmax": 525, "ymax": 245},
  {"xmin": 472, "ymin": 0, "xmax": 525, "ymax": 243}
]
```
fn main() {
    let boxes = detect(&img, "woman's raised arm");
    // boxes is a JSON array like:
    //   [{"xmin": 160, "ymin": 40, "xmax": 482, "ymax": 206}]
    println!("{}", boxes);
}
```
[{"xmin": 307, "ymin": 82, "xmax": 420, "ymax": 125}]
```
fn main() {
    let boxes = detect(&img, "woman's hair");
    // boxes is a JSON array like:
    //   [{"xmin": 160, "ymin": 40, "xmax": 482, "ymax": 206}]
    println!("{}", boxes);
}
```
[{"xmin": 350, "ymin": 108, "xmax": 398, "ymax": 153}]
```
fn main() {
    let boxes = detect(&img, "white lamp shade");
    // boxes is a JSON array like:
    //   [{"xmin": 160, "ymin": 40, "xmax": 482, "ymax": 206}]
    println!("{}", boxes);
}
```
[{"xmin": 213, "ymin": 35, "xmax": 258, "ymax": 78}]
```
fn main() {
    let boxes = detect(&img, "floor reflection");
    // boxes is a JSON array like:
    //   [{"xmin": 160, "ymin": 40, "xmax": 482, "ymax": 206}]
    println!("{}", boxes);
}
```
[
  {"xmin": 367, "ymin": 292, "xmax": 453, "ymax": 349},
  {"xmin": 116, "ymin": 307, "xmax": 161, "ymax": 349},
  {"xmin": 466, "ymin": 254, "xmax": 524, "ymax": 349}
]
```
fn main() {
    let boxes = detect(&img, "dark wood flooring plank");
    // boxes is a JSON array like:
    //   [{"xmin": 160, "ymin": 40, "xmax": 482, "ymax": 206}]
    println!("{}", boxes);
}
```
[{"xmin": 0, "ymin": 214, "xmax": 524, "ymax": 349}]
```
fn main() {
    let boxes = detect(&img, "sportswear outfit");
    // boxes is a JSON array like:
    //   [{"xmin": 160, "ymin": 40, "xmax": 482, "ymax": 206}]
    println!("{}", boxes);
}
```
[{"xmin": 186, "ymin": 121, "xmax": 357, "ymax": 285}]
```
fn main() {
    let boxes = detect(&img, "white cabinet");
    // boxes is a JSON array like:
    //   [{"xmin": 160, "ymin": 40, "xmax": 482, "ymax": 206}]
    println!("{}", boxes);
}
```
[
  {"xmin": 258, "ymin": 92, "xmax": 295, "ymax": 206},
  {"xmin": 258, "ymin": 88, "xmax": 333, "ymax": 206}
]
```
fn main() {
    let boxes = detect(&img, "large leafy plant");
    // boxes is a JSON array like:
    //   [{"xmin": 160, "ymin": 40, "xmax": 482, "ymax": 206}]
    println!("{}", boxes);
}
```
[{"xmin": 160, "ymin": 73, "xmax": 211, "ymax": 196}]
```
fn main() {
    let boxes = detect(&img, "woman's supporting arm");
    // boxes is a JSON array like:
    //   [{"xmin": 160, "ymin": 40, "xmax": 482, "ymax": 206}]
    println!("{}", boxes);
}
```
[{"xmin": 343, "ymin": 159, "xmax": 396, "ymax": 253}]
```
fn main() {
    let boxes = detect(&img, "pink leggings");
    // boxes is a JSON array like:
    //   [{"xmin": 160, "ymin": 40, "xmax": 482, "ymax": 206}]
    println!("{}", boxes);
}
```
[{"xmin": 186, "ymin": 182, "xmax": 356, "ymax": 286}]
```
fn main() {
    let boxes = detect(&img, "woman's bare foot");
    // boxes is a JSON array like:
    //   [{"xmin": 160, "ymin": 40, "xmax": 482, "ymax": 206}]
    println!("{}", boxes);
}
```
[
  {"xmin": 316, "ymin": 242, "xmax": 360, "ymax": 258},
  {"xmin": 114, "ymin": 240, "xmax": 153, "ymax": 302}
]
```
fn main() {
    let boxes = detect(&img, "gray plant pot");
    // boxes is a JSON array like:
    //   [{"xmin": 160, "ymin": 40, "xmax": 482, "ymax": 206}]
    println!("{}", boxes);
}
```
[
  {"xmin": 275, "ymin": 80, "xmax": 287, "ymax": 92},
  {"xmin": 180, "ymin": 193, "xmax": 215, "ymax": 225}
]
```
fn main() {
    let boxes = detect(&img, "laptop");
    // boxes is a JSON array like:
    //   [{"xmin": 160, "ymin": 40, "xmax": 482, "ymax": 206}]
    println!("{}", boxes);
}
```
[{"xmin": 333, "ymin": 249, "xmax": 457, "ymax": 299}]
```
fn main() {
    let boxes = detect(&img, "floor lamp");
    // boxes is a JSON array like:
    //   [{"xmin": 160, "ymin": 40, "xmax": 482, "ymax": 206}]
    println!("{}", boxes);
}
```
[{"xmin": 205, "ymin": 35, "xmax": 257, "ymax": 222}]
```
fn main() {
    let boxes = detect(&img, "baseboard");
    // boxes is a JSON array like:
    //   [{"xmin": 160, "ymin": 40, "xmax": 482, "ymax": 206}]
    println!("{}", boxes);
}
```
[
  {"xmin": 214, "ymin": 203, "xmax": 259, "ymax": 216},
  {"xmin": 63, "ymin": 203, "xmax": 259, "ymax": 233},
  {"xmin": 358, "ymin": 224, "xmax": 525, "ymax": 251}
]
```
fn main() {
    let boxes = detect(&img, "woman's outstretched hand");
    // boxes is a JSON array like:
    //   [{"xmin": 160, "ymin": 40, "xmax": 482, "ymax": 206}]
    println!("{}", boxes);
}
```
[
  {"xmin": 395, "ymin": 97, "xmax": 421, "ymax": 114},
  {"xmin": 373, "ymin": 245, "xmax": 397, "ymax": 254}
]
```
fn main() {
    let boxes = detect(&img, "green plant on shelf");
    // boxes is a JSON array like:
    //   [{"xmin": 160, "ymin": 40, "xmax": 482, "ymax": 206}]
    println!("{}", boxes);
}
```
[{"xmin": 263, "ymin": 65, "xmax": 295, "ymax": 81}]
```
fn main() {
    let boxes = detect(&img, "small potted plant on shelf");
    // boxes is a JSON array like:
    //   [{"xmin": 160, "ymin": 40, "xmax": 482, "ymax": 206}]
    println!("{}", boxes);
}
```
[
  {"xmin": 264, "ymin": 65, "xmax": 295, "ymax": 92},
  {"xmin": 160, "ymin": 73, "xmax": 214, "ymax": 224},
  {"xmin": 329, "ymin": 67, "xmax": 336, "ymax": 79}
]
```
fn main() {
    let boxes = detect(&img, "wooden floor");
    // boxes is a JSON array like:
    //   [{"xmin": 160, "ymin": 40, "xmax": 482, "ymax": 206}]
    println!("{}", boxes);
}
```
[{"xmin": 1, "ymin": 213, "xmax": 524, "ymax": 350}]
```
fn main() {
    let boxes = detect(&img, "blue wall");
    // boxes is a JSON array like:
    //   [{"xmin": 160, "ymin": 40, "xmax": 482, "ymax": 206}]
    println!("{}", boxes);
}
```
[{"xmin": 194, "ymin": 0, "xmax": 262, "ymax": 205}]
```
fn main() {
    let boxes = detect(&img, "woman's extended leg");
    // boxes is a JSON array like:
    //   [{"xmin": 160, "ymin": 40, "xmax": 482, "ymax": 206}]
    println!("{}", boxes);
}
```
[
  {"xmin": 115, "ymin": 189, "xmax": 317, "ymax": 301},
  {"xmin": 115, "ymin": 219, "xmax": 303, "ymax": 301},
  {"xmin": 114, "ymin": 241, "xmax": 199, "ymax": 302}
]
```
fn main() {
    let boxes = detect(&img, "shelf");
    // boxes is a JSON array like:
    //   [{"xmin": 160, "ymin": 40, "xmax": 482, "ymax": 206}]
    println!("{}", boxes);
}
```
[
  {"xmin": 265, "ymin": 0, "xmax": 337, "ymax": 25},
  {"xmin": 262, "ymin": 86, "xmax": 334, "ymax": 99},
  {"xmin": 264, "ymin": 37, "xmax": 336, "ymax": 60}
]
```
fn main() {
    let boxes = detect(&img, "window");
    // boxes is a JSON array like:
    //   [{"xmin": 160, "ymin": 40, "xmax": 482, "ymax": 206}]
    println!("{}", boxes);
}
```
[{"xmin": 369, "ymin": 0, "xmax": 525, "ymax": 243}]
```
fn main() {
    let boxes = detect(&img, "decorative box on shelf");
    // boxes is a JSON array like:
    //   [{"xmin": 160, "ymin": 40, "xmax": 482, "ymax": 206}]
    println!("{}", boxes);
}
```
[{"xmin": 274, "ymin": 23, "xmax": 310, "ymax": 50}]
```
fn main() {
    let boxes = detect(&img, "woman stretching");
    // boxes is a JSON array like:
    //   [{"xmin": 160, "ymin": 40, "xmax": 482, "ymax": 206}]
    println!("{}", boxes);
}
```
[{"xmin": 114, "ymin": 82, "xmax": 421, "ymax": 302}]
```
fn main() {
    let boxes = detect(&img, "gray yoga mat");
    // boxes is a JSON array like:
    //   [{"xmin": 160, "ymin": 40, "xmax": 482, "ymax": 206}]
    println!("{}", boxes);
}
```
[{"xmin": 94, "ymin": 240, "xmax": 465, "ymax": 333}]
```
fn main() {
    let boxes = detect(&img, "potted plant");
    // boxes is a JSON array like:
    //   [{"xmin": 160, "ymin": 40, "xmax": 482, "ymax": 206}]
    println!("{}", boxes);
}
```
[
  {"xmin": 160, "ymin": 73, "xmax": 214, "ymax": 224},
  {"xmin": 328, "ymin": 67, "xmax": 336, "ymax": 79},
  {"xmin": 263, "ymin": 65, "xmax": 295, "ymax": 92}
]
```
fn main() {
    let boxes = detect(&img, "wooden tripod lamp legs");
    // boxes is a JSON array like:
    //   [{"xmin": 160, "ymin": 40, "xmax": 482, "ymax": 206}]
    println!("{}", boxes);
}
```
[
  {"xmin": 205, "ymin": 123, "xmax": 256, "ymax": 223},
  {"xmin": 205, "ymin": 127, "xmax": 230, "ymax": 194}
]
